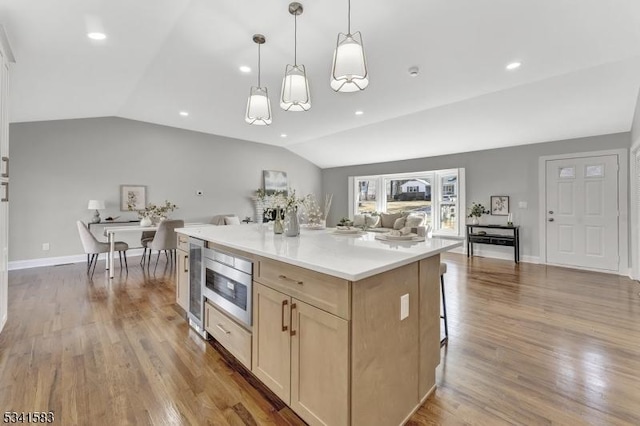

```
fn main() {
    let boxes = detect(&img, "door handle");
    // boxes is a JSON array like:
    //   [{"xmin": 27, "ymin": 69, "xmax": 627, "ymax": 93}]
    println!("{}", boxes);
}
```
[
  {"xmin": 548, "ymin": 210, "xmax": 554, "ymax": 214},
  {"xmin": 548, "ymin": 218, "xmax": 554, "ymax": 222},
  {"xmin": 184, "ymin": 255, "xmax": 189, "ymax": 273},
  {"xmin": 281, "ymin": 299, "xmax": 288, "ymax": 332},
  {"xmin": 290, "ymin": 303, "xmax": 297, "ymax": 336}
]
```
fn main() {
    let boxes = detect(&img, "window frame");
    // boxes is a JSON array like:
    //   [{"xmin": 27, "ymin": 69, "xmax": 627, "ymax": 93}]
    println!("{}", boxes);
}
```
[{"xmin": 348, "ymin": 168, "xmax": 465, "ymax": 237}]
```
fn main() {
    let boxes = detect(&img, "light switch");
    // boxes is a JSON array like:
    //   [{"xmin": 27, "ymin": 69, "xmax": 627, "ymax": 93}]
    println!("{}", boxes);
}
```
[
  {"xmin": 400, "ymin": 294, "xmax": 409, "ymax": 320},
  {"xmin": 518, "ymin": 201, "xmax": 528, "ymax": 209}
]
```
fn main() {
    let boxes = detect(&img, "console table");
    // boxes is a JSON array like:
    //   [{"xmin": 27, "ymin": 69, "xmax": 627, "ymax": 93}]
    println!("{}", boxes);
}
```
[{"xmin": 466, "ymin": 224, "xmax": 520, "ymax": 263}]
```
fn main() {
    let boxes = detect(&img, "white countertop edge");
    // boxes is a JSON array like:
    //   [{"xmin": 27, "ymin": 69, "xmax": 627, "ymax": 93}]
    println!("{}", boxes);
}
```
[{"xmin": 176, "ymin": 226, "xmax": 463, "ymax": 281}]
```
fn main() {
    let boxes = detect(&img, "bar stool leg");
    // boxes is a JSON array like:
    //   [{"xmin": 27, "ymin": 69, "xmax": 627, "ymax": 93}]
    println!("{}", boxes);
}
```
[{"xmin": 440, "ymin": 274, "xmax": 448, "ymax": 346}]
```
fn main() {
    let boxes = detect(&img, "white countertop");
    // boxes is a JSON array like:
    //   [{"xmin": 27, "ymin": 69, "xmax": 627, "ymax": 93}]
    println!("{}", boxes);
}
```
[{"xmin": 176, "ymin": 224, "xmax": 462, "ymax": 281}]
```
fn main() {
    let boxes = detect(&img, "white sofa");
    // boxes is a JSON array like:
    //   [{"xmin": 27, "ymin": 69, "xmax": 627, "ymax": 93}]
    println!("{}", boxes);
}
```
[{"xmin": 353, "ymin": 211, "xmax": 428, "ymax": 233}]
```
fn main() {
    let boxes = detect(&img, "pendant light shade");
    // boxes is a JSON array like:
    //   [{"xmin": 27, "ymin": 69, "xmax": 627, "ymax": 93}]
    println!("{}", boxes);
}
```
[
  {"xmin": 246, "ymin": 34, "xmax": 272, "ymax": 125},
  {"xmin": 330, "ymin": 0, "xmax": 369, "ymax": 92},
  {"xmin": 281, "ymin": 3, "xmax": 311, "ymax": 111}
]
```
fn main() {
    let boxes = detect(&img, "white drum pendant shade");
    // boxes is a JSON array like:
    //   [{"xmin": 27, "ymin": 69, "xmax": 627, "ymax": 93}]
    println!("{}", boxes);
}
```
[
  {"xmin": 280, "ymin": 64, "xmax": 311, "ymax": 111},
  {"xmin": 245, "ymin": 86, "xmax": 272, "ymax": 125},
  {"xmin": 331, "ymin": 31, "xmax": 368, "ymax": 92}
]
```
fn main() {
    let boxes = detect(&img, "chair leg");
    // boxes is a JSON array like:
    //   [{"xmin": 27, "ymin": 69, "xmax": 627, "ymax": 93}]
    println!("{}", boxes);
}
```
[
  {"xmin": 123, "ymin": 251, "xmax": 128, "ymax": 274},
  {"xmin": 164, "ymin": 250, "xmax": 169, "ymax": 262},
  {"xmin": 440, "ymin": 274, "xmax": 448, "ymax": 346},
  {"xmin": 154, "ymin": 251, "xmax": 161, "ymax": 273},
  {"xmin": 140, "ymin": 248, "xmax": 146, "ymax": 266},
  {"xmin": 119, "ymin": 251, "xmax": 123, "ymax": 269},
  {"xmin": 87, "ymin": 253, "xmax": 95, "ymax": 274},
  {"xmin": 90, "ymin": 254, "xmax": 99, "ymax": 279}
]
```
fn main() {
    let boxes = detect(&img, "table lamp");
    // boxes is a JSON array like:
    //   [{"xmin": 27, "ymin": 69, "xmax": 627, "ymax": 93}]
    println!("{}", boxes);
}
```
[{"xmin": 88, "ymin": 200, "xmax": 105, "ymax": 224}]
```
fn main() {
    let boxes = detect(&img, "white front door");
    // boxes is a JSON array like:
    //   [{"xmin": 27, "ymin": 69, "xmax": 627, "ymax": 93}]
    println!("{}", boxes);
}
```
[{"xmin": 545, "ymin": 155, "xmax": 619, "ymax": 271}]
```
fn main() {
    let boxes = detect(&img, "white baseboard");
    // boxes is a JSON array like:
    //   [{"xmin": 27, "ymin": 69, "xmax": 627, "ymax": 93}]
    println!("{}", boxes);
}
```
[{"xmin": 9, "ymin": 248, "xmax": 146, "ymax": 271}]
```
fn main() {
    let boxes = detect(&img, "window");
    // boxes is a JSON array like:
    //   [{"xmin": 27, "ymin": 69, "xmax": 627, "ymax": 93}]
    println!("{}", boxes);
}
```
[{"xmin": 349, "ymin": 168, "xmax": 465, "ymax": 236}]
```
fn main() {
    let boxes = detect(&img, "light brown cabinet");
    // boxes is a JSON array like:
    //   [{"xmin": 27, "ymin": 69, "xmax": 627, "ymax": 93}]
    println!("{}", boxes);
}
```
[
  {"xmin": 252, "ymin": 282, "xmax": 349, "ymax": 426},
  {"xmin": 205, "ymin": 301, "xmax": 252, "ymax": 369},
  {"xmin": 175, "ymin": 248, "xmax": 189, "ymax": 312}
]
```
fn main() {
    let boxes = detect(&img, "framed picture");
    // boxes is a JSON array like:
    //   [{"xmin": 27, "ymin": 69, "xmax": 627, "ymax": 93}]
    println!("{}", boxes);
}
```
[
  {"xmin": 263, "ymin": 170, "xmax": 288, "ymax": 195},
  {"xmin": 120, "ymin": 185, "xmax": 147, "ymax": 211},
  {"xmin": 490, "ymin": 195, "xmax": 509, "ymax": 216}
]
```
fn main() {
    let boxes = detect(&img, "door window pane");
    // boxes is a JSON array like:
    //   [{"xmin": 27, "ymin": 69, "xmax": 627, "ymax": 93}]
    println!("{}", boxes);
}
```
[
  {"xmin": 585, "ymin": 164, "xmax": 604, "ymax": 178},
  {"xmin": 559, "ymin": 167, "xmax": 575, "ymax": 178},
  {"xmin": 385, "ymin": 177, "xmax": 432, "ymax": 226},
  {"xmin": 356, "ymin": 179, "xmax": 377, "ymax": 214},
  {"xmin": 440, "ymin": 175, "xmax": 457, "ymax": 231}
]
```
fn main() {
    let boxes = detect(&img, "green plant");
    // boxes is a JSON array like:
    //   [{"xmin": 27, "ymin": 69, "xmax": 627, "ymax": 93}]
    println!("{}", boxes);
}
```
[
  {"xmin": 137, "ymin": 200, "xmax": 178, "ymax": 220},
  {"xmin": 468, "ymin": 202, "xmax": 489, "ymax": 218},
  {"xmin": 338, "ymin": 217, "xmax": 353, "ymax": 227}
]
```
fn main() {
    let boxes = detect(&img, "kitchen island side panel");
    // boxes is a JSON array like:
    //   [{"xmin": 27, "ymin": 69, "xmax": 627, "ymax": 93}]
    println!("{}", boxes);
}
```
[{"xmin": 350, "ymin": 262, "xmax": 420, "ymax": 426}]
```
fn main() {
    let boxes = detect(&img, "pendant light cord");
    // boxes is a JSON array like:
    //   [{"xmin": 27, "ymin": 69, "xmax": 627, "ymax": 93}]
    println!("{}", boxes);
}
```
[
  {"xmin": 348, "ymin": 0, "xmax": 351, "ymax": 35},
  {"xmin": 257, "ymin": 43, "xmax": 261, "ymax": 87},
  {"xmin": 294, "ymin": 13, "xmax": 298, "ymax": 66}
]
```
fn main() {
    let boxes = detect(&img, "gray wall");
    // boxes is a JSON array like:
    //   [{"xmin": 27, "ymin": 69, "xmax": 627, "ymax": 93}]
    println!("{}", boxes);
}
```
[
  {"xmin": 9, "ymin": 117, "xmax": 322, "ymax": 261},
  {"xmin": 322, "ymin": 132, "xmax": 630, "ymax": 260}
]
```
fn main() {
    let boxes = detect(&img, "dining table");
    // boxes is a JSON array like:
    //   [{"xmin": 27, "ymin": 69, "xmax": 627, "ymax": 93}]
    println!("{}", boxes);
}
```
[
  {"xmin": 104, "ymin": 222, "xmax": 207, "ymax": 278},
  {"xmin": 104, "ymin": 225, "xmax": 158, "ymax": 278}
]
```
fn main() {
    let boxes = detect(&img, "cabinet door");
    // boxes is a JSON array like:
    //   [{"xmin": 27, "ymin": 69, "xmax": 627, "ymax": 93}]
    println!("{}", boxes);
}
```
[
  {"xmin": 0, "ymin": 199, "xmax": 7, "ymax": 333},
  {"xmin": 290, "ymin": 299, "xmax": 349, "ymax": 426},
  {"xmin": 176, "ymin": 249, "xmax": 189, "ymax": 311},
  {"xmin": 252, "ymin": 282, "xmax": 291, "ymax": 402}
]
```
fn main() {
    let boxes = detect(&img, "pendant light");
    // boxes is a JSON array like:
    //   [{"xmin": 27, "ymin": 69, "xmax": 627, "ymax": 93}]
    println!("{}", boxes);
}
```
[
  {"xmin": 280, "ymin": 2, "xmax": 311, "ymax": 111},
  {"xmin": 330, "ymin": 0, "xmax": 369, "ymax": 92},
  {"xmin": 245, "ymin": 34, "xmax": 272, "ymax": 125}
]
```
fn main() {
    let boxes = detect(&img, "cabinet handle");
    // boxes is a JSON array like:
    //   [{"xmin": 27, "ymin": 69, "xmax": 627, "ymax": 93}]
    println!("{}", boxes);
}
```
[
  {"xmin": 1, "ymin": 181, "xmax": 7, "ymax": 202},
  {"xmin": 216, "ymin": 324, "xmax": 231, "ymax": 335},
  {"xmin": 184, "ymin": 255, "xmax": 189, "ymax": 273},
  {"xmin": 290, "ymin": 303, "xmax": 297, "ymax": 336},
  {"xmin": 281, "ymin": 299, "xmax": 288, "ymax": 332},
  {"xmin": 1, "ymin": 156, "xmax": 7, "ymax": 178},
  {"xmin": 278, "ymin": 274, "xmax": 303, "ymax": 285}
]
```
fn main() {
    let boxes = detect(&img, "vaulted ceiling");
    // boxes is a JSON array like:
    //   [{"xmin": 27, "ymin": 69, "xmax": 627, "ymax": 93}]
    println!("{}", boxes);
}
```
[{"xmin": 2, "ymin": 0, "xmax": 640, "ymax": 167}]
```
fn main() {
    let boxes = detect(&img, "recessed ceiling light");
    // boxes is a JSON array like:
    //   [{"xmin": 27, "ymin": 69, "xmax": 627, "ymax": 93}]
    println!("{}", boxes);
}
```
[
  {"xmin": 239, "ymin": 66, "xmax": 251, "ymax": 73},
  {"xmin": 87, "ymin": 32, "xmax": 107, "ymax": 40},
  {"xmin": 280, "ymin": 133, "xmax": 287, "ymax": 138},
  {"xmin": 506, "ymin": 62, "xmax": 521, "ymax": 70},
  {"xmin": 179, "ymin": 111, "xmax": 189, "ymax": 117},
  {"xmin": 355, "ymin": 110, "xmax": 364, "ymax": 116}
]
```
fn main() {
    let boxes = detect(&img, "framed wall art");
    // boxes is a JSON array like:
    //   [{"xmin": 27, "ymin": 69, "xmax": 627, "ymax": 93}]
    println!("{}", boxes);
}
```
[
  {"xmin": 490, "ymin": 195, "xmax": 509, "ymax": 216},
  {"xmin": 120, "ymin": 185, "xmax": 147, "ymax": 211},
  {"xmin": 263, "ymin": 170, "xmax": 288, "ymax": 195}
]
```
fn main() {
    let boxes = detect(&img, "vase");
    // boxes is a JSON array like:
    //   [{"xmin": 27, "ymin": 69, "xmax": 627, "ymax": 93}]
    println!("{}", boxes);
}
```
[
  {"xmin": 471, "ymin": 217, "xmax": 479, "ymax": 225},
  {"xmin": 140, "ymin": 216, "xmax": 152, "ymax": 227},
  {"xmin": 273, "ymin": 208, "xmax": 284, "ymax": 235},
  {"xmin": 285, "ymin": 208, "xmax": 300, "ymax": 237}
]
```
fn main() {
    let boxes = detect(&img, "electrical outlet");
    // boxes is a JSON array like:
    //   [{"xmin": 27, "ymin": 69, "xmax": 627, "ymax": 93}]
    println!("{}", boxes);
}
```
[
  {"xmin": 400, "ymin": 294, "xmax": 409, "ymax": 320},
  {"xmin": 195, "ymin": 190, "xmax": 203, "ymax": 196},
  {"xmin": 42, "ymin": 243, "xmax": 50, "ymax": 251}
]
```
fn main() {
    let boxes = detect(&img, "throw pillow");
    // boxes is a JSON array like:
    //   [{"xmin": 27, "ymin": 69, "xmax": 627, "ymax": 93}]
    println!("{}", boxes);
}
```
[
  {"xmin": 224, "ymin": 216, "xmax": 240, "ymax": 225},
  {"xmin": 366, "ymin": 215, "xmax": 381, "ymax": 228},
  {"xmin": 380, "ymin": 212, "xmax": 403, "ymax": 228},
  {"xmin": 393, "ymin": 216, "xmax": 406, "ymax": 230},
  {"xmin": 405, "ymin": 212, "xmax": 426, "ymax": 228},
  {"xmin": 353, "ymin": 214, "xmax": 366, "ymax": 227}
]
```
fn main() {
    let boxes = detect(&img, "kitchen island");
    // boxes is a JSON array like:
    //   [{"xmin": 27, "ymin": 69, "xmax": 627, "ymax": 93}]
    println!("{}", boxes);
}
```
[{"xmin": 176, "ymin": 224, "xmax": 462, "ymax": 426}]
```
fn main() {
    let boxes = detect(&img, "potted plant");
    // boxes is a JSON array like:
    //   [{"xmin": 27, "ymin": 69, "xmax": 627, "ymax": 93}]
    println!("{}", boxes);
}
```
[
  {"xmin": 130, "ymin": 200, "xmax": 178, "ymax": 226},
  {"xmin": 467, "ymin": 202, "xmax": 489, "ymax": 225}
]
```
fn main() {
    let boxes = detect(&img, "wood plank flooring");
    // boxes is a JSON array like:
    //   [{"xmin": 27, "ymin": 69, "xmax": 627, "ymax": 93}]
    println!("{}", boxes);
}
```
[{"xmin": 1, "ymin": 254, "xmax": 639, "ymax": 425}]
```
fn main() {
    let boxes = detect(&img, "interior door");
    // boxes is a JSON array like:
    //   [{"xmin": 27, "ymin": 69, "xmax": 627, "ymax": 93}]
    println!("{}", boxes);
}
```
[{"xmin": 545, "ymin": 155, "xmax": 619, "ymax": 271}]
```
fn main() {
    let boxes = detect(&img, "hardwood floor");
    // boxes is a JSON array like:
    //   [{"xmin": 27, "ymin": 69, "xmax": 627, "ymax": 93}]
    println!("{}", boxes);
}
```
[{"xmin": 1, "ymin": 254, "xmax": 639, "ymax": 425}]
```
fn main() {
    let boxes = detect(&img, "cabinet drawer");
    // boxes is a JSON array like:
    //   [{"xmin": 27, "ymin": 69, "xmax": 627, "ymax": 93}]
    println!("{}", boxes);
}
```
[
  {"xmin": 177, "ymin": 234, "xmax": 189, "ymax": 252},
  {"xmin": 256, "ymin": 259, "xmax": 350, "ymax": 320},
  {"xmin": 205, "ymin": 302, "xmax": 252, "ymax": 369}
]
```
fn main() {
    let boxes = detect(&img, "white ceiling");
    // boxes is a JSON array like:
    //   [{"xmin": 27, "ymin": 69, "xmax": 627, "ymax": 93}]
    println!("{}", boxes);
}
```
[{"xmin": 2, "ymin": 0, "xmax": 640, "ymax": 168}]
